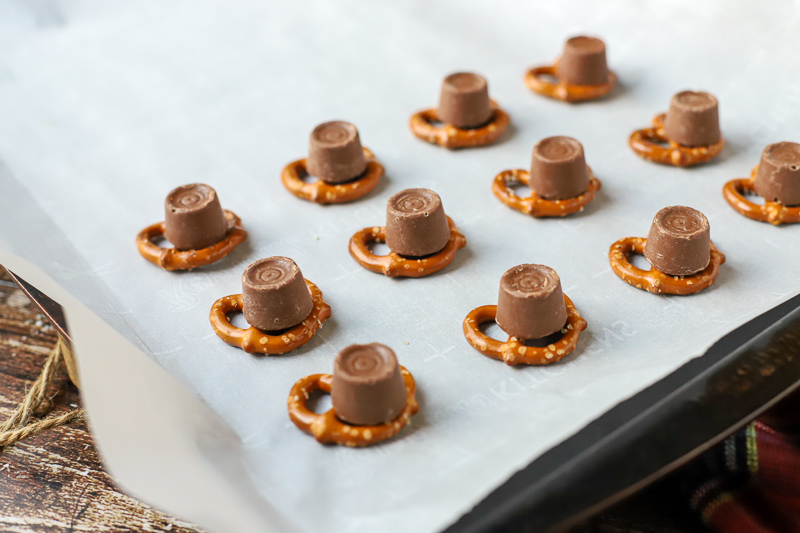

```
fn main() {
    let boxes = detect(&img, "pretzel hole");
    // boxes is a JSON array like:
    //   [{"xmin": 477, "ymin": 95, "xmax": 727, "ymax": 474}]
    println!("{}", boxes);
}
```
[
  {"xmin": 629, "ymin": 253, "xmax": 652, "ymax": 271},
  {"xmin": 537, "ymin": 72, "xmax": 558, "ymax": 84},
  {"xmin": 297, "ymin": 167, "xmax": 319, "ymax": 184},
  {"xmin": 369, "ymin": 241, "xmax": 391, "ymax": 256},
  {"xmin": 522, "ymin": 329, "xmax": 564, "ymax": 348},
  {"xmin": 479, "ymin": 321, "xmax": 507, "ymax": 342},
  {"xmin": 228, "ymin": 312, "xmax": 250, "ymax": 330},
  {"xmin": 150, "ymin": 234, "xmax": 173, "ymax": 249},
  {"xmin": 507, "ymin": 180, "xmax": 532, "ymax": 197},
  {"xmin": 305, "ymin": 389, "xmax": 333, "ymax": 414}
]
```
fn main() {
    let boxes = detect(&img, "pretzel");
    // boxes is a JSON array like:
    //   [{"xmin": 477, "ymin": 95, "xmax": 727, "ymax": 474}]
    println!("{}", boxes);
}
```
[
  {"xmin": 281, "ymin": 148, "xmax": 383, "ymax": 204},
  {"xmin": 209, "ymin": 280, "xmax": 331, "ymax": 354},
  {"xmin": 136, "ymin": 210, "xmax": 247, "ymax": 271},
  {"xmin": 409, "ymin": 101, "xmax": 509, "ymax": 149},
  {"xmin": 492, "ymin": 168, "xmax": 602, "ymax": 217},
  {"xmin": 723, "ymin": 166, "xmax": 800, "ymax": 225},
  {"xmin": 462, "ymin": 295, "xmax": 586, "ymax": 366},
  {"xmin": 609, "ymin": 237, "xmax": 726, "ymax": 295},
  {"xmin": 524, "ymin": 64, "xmax": 616, "ymax": 102},
  {"xmin": 349, "ymin": 216, "xmax": 466, "ymax": 277},
  {"xmin": 287, "ymin": 366, "xmax": 419, "ymax": 447},
  {"xmin": 629, "ymin": 114, "xmax": 725, "ymax": 167}
]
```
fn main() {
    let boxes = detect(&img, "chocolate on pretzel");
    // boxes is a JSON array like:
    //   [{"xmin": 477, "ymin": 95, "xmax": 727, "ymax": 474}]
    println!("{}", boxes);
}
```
[
  {"xmin": 723, "ymin": 143, "xmax": 800, "ymax": 225},
  {"xmin": 629, "ymin": 91, "xmax": 725, "ymax": 167},
  {"xmin": 209, "ymin": 257, "xmax": 331, "ymax": 354},
  {"xmin": 463, "ymin": 264, "xmax": 587, "ymax": 365},
  {"xmin": 281, "ymin": 121, "xmax": 384, "ymax": 204},
  {"xmin": 288, "ymin": 344, "xmax": 418, "ymax": 447},
  {"xmin": 349, "ymin": 188, "xmax": 466, "ymax": 277},
  {"xmin": 609, "ymin": 206, "xmax": 726, "ymax": 295},
  {"xmin": 409, "ymin": 72, "xmax": 509, "ymax": 149},
  {"xmin": 493, "ymin": 136, "xmax": 602, "ymax": 217},
  {"xmin": 525, "ymin": 36, "xmax": 617, "ymax": 102},
  {"xmin": 136, "ymin": 183, "xmax": 247, "ymax": 271}
]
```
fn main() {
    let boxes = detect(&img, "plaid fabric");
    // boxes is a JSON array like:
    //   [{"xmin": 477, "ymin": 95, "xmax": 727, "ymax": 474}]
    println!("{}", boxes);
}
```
[{"xmin": 690, "ymin": 391, "xmax": 800, "ymax": 532}]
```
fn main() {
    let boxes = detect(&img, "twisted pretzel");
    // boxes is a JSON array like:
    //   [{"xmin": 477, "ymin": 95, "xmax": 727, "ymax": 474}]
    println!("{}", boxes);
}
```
[
  {"xmin": 348, "ymin": 216, "xmax": 466, "ymax": 278},
  {"xmin": 492, "ymin": 168, "xmax": 601, "ymax": 217},
  {"xmin": 462, "ymin": 295, "xmax": 586, "ymax": 366},
  {"xmin": 409, "ymin": 101, "xmax": 509, "ymax": 149},
  {"xmin": 281, "ymin": 147, "xmax": 384, "ymax": 205},
  {"xmin": 723, "ymin": 166, "xmax": 800, "ymax": 225},
  {"xmin": 136, "ymin": 210, "xmax": 247, "ymax": 271},
  {"xmin": 287, "ymin": 366, "xmax": 418, "ymax": 447},
  {"xmin": 524, "ymin": 64, "xmax": 616, "ymax": 102},
  {"xmin": 609, "ymin": 237, "xmax": 726, "ymax": 295},
  {"xmin": 629, "ymin": 114, "xmax": 725, "ymax": 167},
  {"xmin": 209, "ymin": 280, "xmax": 331, "ymax": 354}
]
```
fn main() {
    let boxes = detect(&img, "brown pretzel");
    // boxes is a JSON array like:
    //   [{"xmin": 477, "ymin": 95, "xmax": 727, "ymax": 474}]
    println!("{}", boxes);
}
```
[
  {"xmin": 409, "ymin": 101, "xmax": 509, "ymax": 149},
  {"xmin": 524, "ymin": 64, "xmax": 616, "ymax": 102},
  {"xmin": 629, "ymin": 114, "xmax": 725, "ymax": 167},
  {"xmin": 281, "ymin": 148, "xmax": 384, "ymax": 204},
  {"xmin": 136, "ymin": 210, "xmax": 247, "ymax": 271},
  {"xmin": 462, "ymin": 295, "xmax": 586, "ymax": 366},
  {"xmin": 723, "ymin": 166, "xmax": 800, "ymax": 225},
  {"xmin": 609, "ymin": 237, "xmax": 726, "ymax": 295},
  {"xmin": 287, "ymin": 366, "xmax": 419, "ymax": 447},
  {"xmin": 209, "ymin": 280, "xmax": 331, "ymax": 354},
  {"xmin": 348, "ymin": 216, "xmax": 466, "ymax": 278},
  {"xmin": 492, "ymin": 168, "xmax": 602, "ymax": 217}
]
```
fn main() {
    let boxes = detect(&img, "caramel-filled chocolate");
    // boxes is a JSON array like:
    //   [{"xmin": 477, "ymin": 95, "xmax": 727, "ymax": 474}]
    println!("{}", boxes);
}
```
[
  {"xmin": 306, "ymin": 121, "xmax": 368, "ymax": 184},
  {"xmin": 385, "ymin": 188, "xmax": 451, "ymax": 257},
  {"xmin": 496, "ymin": 264, "xmax": 568, "ymax": 340},
  {"xmin": 529, "ymin": 136, "xmax": 590, "ymax": 200},
  {"xmin": 644, "ymin": 206, "xmax": 711, "ymax": 276},
  {"xmin": 331, "ymin": 343, "xmax": 408, "ymax": 426},
  {"xmin": 663, "ymin": 91, "xmax": 721, "ymax": 147},
  {"xmin": 556, "ymin": 36, "xmax": 609, "ymax": 86},
  {"xmin": 164, "ymin": 183, "xmax": 229, "ymax": 251},
  {"xmin": 437, "ymin": 72, "xmax": 493, "ymax": 129},
  {"xmin": 242, "ymin": 257, "xmax": 313, "ymax": 331},
  {"xmin": 754, "ymin": 142, "xmax": 800, "ymax": 205}
]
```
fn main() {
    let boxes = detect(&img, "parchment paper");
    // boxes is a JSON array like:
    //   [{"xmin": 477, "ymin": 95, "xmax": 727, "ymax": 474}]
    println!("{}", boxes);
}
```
[{"xmin": 1, "ymin": 1, "xmax": 799, "ymax": 532}]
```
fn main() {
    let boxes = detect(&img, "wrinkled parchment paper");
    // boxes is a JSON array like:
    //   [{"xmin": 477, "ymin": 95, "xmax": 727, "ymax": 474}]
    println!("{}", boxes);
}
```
[{"xmin": 1, "ymin": 1, "xmax": 799, "ymax": 532}]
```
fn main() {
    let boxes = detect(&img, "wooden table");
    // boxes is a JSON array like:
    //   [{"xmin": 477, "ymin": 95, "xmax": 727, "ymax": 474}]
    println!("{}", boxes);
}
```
[{"xmin": 0, "ymin": 269, "xmax": 705, "ymax": 532}]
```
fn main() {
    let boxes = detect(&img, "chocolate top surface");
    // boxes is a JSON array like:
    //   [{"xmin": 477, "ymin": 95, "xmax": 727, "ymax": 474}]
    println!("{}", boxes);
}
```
[
  {"xmin": 653, "ymin": 205, "xmax": 708, "ymax": 239},
  {"xmin": 166, "ymin": 183, "xmax": 218, "ymax": 213},
  {"xmin": 564, "ymin": 36, "xmax": 605, "ymax": 55},
  {"xmin": 501, "ymin": 264, "xmax": 561, "ymax": 298},
  {"xmin": 387, "ymin": 188, "xmax": 440, "ymax": 217},
  {"xmin": 243, "ymin": 256, "xmax": 301, "ymax": 291},
  {"xmin": 442, "ymin": 72, "xmax": 487, "ymax": 94},
  {"xmin": 671, "ymin": 90, "xmax": 717, "ymax": 110},
  {"xmin": 310, "ymin": 121, "xmax": 359, "ymax": 148},
  {"xmin": 535, "ymin": 136, "xmax": 583, "ymax": 163},
  {"xmin": 335, "ymin": 343, "xmax": 398, "ymax": 384},
  {"xmin": 765, "ymin": 142, "xmax": 800, "ymax": 167}
]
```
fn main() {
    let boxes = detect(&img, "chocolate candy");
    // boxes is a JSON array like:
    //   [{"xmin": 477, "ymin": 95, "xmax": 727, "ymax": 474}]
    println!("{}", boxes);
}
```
[
  {"xmin": 663, "ymin": 91, "xmax": 721, "ymax": 147},
  {"xmin": 556, "ymin": 36, "xmax": 609, "ymax": 86},
  {"xmin": 385, "ymin": 188, "xmax": 451, "ymax": 257},
  {"xmin": 331, "ymin": 343, "xmax": 408, "ymax": 426},
  {"xmin": 437, "ymin": 72, "xmax": 493, "ymax": 129},
  {"xmin": 242, "ymin": 257, "xmax": 313, "ymax": 331},
  {"xmin": 306, "ymin": 121, "xmax": 368, "ymax": 184},
  {"xmin": 644, "ymin": 206, "xmax": 711, "ymax": 276},
  {"xmin": 529, "ymin": 136, "xmax": 590, "ymax": 200},
  {"xmin": 754, "ymin": 142, "xmax": 800, "ymax": 206},
  {"xmin": 496, "ymin": 264, "xmax": 568, "ymax": 340},
  {"xmin": 164, "ymin": 184, "xmax": 229, "ymax": 251}
]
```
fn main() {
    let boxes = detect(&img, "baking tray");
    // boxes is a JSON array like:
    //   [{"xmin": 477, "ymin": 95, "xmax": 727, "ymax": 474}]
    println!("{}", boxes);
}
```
[{"xmin": 447, "ymin": 292, "xmax": 800, "ymax": 532}]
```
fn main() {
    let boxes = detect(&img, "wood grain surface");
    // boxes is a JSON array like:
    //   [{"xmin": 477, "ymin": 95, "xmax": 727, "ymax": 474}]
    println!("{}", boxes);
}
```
[{"xmin": 0, "ymin": 268, "xmax": 702, "ymax": 532}]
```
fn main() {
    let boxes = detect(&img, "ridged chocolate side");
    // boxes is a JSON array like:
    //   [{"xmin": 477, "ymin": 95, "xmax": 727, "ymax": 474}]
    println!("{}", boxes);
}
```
[
  {"xmin": 437, "ymin": 72, "xmax": 493, "ymax": 129},
  {"xmin": 306, "ymin": 121, "xmax": 367, "ymax": 184},
  {"xmin": 164, "ymin": 183, "xmax": 228, "ymax": 251},
  {"xmin": 529, "ymin": 136, "xmax": 590, "ymax": 200},
  {"xmin": 663, "ymin": 91, "xmax": 721, "ymax": 147},
  {"xmin": 385, "ymin": 188, "xmax": 451, "ymax": 257},
  {"xmin": 644, "ymin": 206, "xmax": 711, "ymax": 276},
  {"xmin": 331, "ymin": 343, "xmax": 407, "ymax": 426},
  {"xmin": 556, "ymin": 36, "xmax": 609, "ymax": 86},
  {"xmin": 496, "ymin": 264, "xmax": 568, "ymax": 339},
  {"xmin": 241, "ymin": 257, "xmax": 313, "ymax": 331},
  {"xmin": 754, "ymin": 142, "xmax": 800, "ymax": 205}
]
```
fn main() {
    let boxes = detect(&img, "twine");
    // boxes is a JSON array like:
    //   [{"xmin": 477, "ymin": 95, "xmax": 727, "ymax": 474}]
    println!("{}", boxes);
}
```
[{"xmin": 0, "ymin": 336, "xmax": 85, "ymax": 451}]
